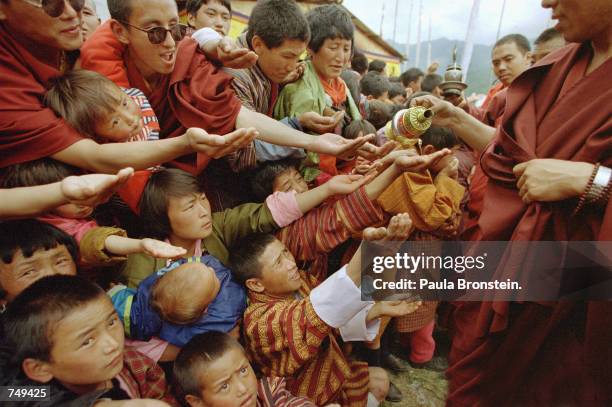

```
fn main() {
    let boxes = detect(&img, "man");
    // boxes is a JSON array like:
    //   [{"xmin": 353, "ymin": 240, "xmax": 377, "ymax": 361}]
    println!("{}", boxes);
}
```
[
  {"xmin": 482, "ymin": 33, "xmax": 532, "ymax": 108},
  {"xmin": 400, "ymin": 67, "xmax": 424, "ymax": 94},
  {"xmin": 185, "ymin": 0, "xmax": 231, "ymax": 36},
  {"xmin": 533, "ymin": 27, "xmax": 566, "ymax": 63},
  {"xmin": 411, "ymin": 0, "xmax": 612, "ymax": 404},
  {"xmin": 81, "ymin": 0, "xmax": 101, "ymax": 41}
]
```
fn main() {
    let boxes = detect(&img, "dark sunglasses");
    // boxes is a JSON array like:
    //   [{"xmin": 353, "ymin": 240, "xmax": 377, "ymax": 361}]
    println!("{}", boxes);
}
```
[
  {"xmin": 120, "ymin": 22, "xmax": 188, "ymax": 45},
  {"xmin": 22, "ymin": 0, "xmax": 84, "ymax": 18}
]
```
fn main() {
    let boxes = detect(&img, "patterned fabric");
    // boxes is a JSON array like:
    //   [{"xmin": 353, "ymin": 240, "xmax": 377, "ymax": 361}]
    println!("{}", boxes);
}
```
[
  {"xmin": 244, "ymin": 187, "xmax": 386, "ymax": 406},
  {"xmin": 257, "ymin": 377, "xmax": 316, "ymax": 407},
  {"xmin": 122, "ymin": 87, "xmax": 160, "ymax": 142},
  {"xmin": 117, "ymin": 348, "xmax": 178, "ymax": 406}
]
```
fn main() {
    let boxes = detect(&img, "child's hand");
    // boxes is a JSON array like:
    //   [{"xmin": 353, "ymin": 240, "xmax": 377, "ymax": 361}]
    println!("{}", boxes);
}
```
[
  {"xmin": 352, "ymin": 156, "xmax": 378, "ymax": 175},
  {"xmin": 394, "ymin": 148, "xmax": 452, "ymax": 173},
  {"xmin": 187, "ymin": 127, "xmax": 257, "ymax": 159},
  {"xmin": 325, "ymin": 173, "xmax": 377, "ymax": 196},
  {"xmin": 140, "ymin": 239, "xmax": 187, "ymax": 259},
  {"xmin": 363, "ymin": 213, "xmax": 413, "ymax": 243},
  {"xmin": 357, "ymin": 140, "xmax": 397, "ymax": 161},
  {"xmin": 368, "ymin": 300, "xmax": 422, "ymax": 320},
  {"xmin": 308, "ymin": 132, "xmax": 373, "ymax": 160},
  {"xmin": 61, "ymin": 167, "xmax": 134, "ymax": 207},
  {"xmin": 298, "ymin": 111, "xmax": 344, "ymax": 134},
  {"xmin": 438, "ymin": 156, "xmax": 459, "ymax": 180}
]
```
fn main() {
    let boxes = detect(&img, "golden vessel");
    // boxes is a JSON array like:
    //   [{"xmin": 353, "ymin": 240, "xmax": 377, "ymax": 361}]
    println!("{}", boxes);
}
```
[{"xmin": 384, "ymin": 106, "xmax": 435, "ymax": 148}]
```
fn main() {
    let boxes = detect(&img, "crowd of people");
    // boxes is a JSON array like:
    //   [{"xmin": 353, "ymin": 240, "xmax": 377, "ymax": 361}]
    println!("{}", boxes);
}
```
[{"xmin": 0, "ymin": 0, "xmax": 610, "ymax": 406}]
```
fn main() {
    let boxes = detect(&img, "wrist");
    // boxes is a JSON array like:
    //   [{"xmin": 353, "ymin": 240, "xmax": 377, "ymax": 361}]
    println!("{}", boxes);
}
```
[
  {"xmin": 177, "ymin": 132, "xmax": 194, "ymax": 155},
  {"xmin": 570, "ymin": 162, "xmax": 596, "ymax": 197},
  {"xmin": 366, "ymin": 303, "xmax": 380, "ymax": 322}
]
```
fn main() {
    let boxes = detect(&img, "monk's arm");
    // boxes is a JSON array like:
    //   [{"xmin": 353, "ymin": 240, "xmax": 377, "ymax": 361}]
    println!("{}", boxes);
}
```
[
  {"xmin": 0, "ymin": 183, "xmax": 66, "ymax": 219},
  {"xmin": 447, "ymin": 107, "xmax": 497, "ymax": 151}
]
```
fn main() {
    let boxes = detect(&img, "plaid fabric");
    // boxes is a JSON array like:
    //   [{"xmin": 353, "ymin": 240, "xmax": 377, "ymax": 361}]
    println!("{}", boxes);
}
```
[
  {"xmin": 117, "ymin": 348, "xmax": 179, "ymax": 406},
  {"xmin": 257, "ymin": 377, "xmax": 316, "ymax": 407},
  {"xmin": 123, "ymin": 88, "xmax": 160, "ymax": 141}
]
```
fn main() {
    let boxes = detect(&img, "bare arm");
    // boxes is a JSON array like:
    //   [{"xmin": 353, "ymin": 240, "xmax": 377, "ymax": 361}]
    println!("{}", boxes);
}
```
[{"xmin": 103, "ymin": 235, "xmax": 187, "ymax": 258}]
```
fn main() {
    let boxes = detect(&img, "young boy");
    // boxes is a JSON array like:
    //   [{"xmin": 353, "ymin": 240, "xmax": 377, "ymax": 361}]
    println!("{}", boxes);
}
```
[
  {"xmin": 360, "ymin": 72, "xmax": 391, "ymax": 103},
  {"xmin": 186, "ymin": 0, "xmax": 232, "ymax": 36},
  {"xmin": 173, "ymin": 332, "xmax": 320, "ymax": 407},
  {"xmin": 1, "ymin": 274, "xmax": 177, "ymax": 405}
]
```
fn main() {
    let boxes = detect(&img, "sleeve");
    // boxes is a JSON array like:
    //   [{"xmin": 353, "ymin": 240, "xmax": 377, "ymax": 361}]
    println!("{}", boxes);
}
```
[
  {"xmin": 123, "ymin": 350, "xmax": 179, "ymax": 406},
  {"xmin": 225, "ymin": 143, "xmax": 258, "ymax": 172},
  {"xmin": 191, "ymin": 27, "xmax": 223, "ymax": 48},
  {"xmin": 273, "ymin": 84, "xmax": 319, "ymax": 121},
  {"xmin": 263, "ymin": 377, "xmax": 317, "ymax": 407},
  {"xmin": 80, "ymin": 21, "xmax": 130, "ymax": 87},
  {"xmin": 339, "ymin": 305, "xmax": 380, "ymax": 342},
  {"xmin": 276, "ymin": 187, "xmax": 386, "ymax": 261},
  {"xmin": 79, "ymin": 226, "xmax": 128, "ymax": 267},
  {"xmin": 216, "ymin": 202, "xmax": 279, "ymax": 249},
  {"xmin": 265, "ymin": 191, "xmax": 303, "ymax": 227},
  {"xmin": 254, "ymin": 139, "xmax": 306, "ymax": 162}
]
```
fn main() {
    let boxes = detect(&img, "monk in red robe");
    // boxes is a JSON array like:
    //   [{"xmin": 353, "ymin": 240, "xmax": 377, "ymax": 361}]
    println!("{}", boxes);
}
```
[{"xmin": 413, "ymin": 0, "xmax": 612, "ymax": 404}]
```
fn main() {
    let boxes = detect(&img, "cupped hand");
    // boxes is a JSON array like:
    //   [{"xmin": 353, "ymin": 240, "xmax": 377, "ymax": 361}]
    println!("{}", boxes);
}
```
[
  {"xmin": 140, "ymin": 238, "xmax": 187, "ymax": 259},
  {"xmin": 61, "ymin": 167, "xmax": 134, "ymax": 207},
  {"xmin": 187, "ymin": 127, "xmax": 258, "ymax": 159}
]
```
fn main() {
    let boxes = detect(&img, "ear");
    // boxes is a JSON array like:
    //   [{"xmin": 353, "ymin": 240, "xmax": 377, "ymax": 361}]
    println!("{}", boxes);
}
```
[
  {"xmin": 110, "ymin": 20, "xmax": 130, "ymax": 45},
  {"xmin": 22, "ymin": 358, "xmax": 54, "ymax": 384},
  {"xmin": 185, "ymin": 394, "xmax": 205, "ymax": 407},
  {"xmin": 524, "ymin": 51, "xmax": 534, "ymax": 65},
  {"xmin": 422, "ymin": 144, "xmax": 436, "ymax": 155},
  {"xmin": 245, "ymin": 278, "xmax": 265, "ymax": 293},
  {"xmin": 251, "ymin": 35, "xmax": 267, "ymax": 55},
  {"xmin": 187, "ymin": 13, "xmax": 197, "ymax": 29}
]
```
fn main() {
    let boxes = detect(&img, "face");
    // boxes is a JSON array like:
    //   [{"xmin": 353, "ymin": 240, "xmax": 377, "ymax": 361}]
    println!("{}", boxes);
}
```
[
  {"xmin": 408, "ymin": 76, "xmax": 423, "ymax": 93},
  {"xmin": 251, "ymin": 239, "xmax": 301, "ymax": 297},
  {"xmin": 390, "ymin": 94, "xmax": 406, "ymax": 105},
  {"xmin": 42, "ymin": 297, "xmax": 124, "ymax": 394},
  {"xmin": 532, "ymin": 37, "xmax": 566, "ymax": 62},
  {"xmin": 0, "ymin": 0, "xmax": 83, "ymax": 51},
  {"xmin": 541, "ymin": 0, "xmax": 612, "ymax": 43},
  {"xmin": 115, "ymin": 0, "xmax": 180, "ymax": 81},
  {"xmin": 81, "ymin": 0, "xmax": 100, "ymax": 41},
  {"xmin": 52, "ymin": 202, "xmax": 94, "ymax": 219},
  {"xmin": 252, "ymin": 37, "xmax": 306, "ymax": 84},
  {"xmin": 94, "ymin": 87, "xmax": 143, "ymax": 142},
  {"xmin": 188, "ymin": 0, "xmax": 231, "ymax": 36},
  {"xmin": 310, "ymin": 37, "xmax": 352, "ymax": 81},
  {"xmin": 491, "ymin": 42, "xmax": 531, "ymax": 86},
  {"xmin": 272, "ymin": 168, "xmax": 308, "ymax": 195},
  {"xmin": 187, "ymin": 347, "xmax": 258, "ymax": 407},
  {"xmin": 0, "ymin": 245, "xmax": 76, "ymax": 303},
  {"xmin": 167, "ymin": 192, "xmax": 213, "ymax": 245}
]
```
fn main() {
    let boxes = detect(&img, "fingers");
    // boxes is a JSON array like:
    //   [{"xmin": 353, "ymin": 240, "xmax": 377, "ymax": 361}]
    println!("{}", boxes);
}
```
[
  {"xmin": 513, "ymin": 162, "xmax": 527, "ymax": 177},
  {"xmin": 384, "ymin": 213, "xmax": 412, "ymax": 240},
  {"xmin": 363, "ymin": 226, "xmax": 388, "ymax": 241}
]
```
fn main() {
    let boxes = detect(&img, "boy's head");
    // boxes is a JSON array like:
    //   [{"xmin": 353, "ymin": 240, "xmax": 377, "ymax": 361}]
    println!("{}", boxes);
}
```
[
  {"xmin": 400, "ymin": 67, "xmax": 424, "ymax": 93},
  {"xmin": 388, "ymin": 82, "xmax": 407, "ymax": 105},
  {"xmin": 174, "ymin": 332, "xmax": 258, "ymax": 407},
  {"xmin": 46, "ymin": 70, "xmax": 143, "ymax": 142},
  {"xmin": 250, "ymin": 158, "xmax": 308, "ymax": 202},
  {"xmin": 360, "ymin": 71, "xmax": 391, "ymax": 101},
  {"xmin": 3, "ymin": 275, "xmax": 124, "ymax": 394},
  {"xmin": 306, "ymin": 5, "xmax": 354, "ymax": 81},
  {"xmin": 366, "ymin": 99, "xmax": 393, "ymax": 130},
  {"xmin": 421, "ymin": 126, "xmax": 459, "ymax": 170},
  {"xmin": 0, "ymin": 220, "xmax": 78, "ymax": 305},
  {"xmin": 186, "ymin": 0, "xmax": 232, "ymax": 35},
  {"xmin": 139, "ymin": 169, "xmax": 211, "ymax": 243},
  {"xmin": 351, "ymin": 50, "xmax": 369, "ymax": 76},
  {"xmin": 368, "ymin": 59, "xmax": 386, "ymax": 75},
  {"xmin": 1, "ymin": 158, "xmax": 94, "ymax": 219},
  {"xmin": 421, "ymin": 73, "xmax": 443, "ymax": 98},
  {"xmin": 246, "ymin": 0, "xmax": 309, "ymax": 85},
  {"xmin": 150, "ymin": 262, "xmax": 220, "ymax": 325},
  {"xmin": 343, "ymin": 119, "xmax": 376, "ymax": 141},
  {"xmin": 229, "ymin": 234, "xmax": 301, "ymax": 297},
  {"xmin": 533, "ymin": 27, "xmax": 566, "ymax": 63}
]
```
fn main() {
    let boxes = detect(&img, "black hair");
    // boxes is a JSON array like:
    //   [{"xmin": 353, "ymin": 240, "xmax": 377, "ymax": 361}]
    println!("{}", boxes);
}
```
[
  {"xmin": 250, "ymin": 158, "xmax": 301, "ymax": 202},
  {"xmin": 494, "ymin": 33, "xmax": 531, "ymax": 54},
  {"xmin": 405, "ymin": 90, "xmax": 432, "ymax": 107},
  {"xmin": 2, "ymin": 275, "xmax": 106, "ymax": 365},
  {"xmin": 0, "ymin": 220, "xmax": 78, "ymax": 266},
  {"xmin": 343, "ymin": 119, "xmax": 376, "ymax": 140},
  {"xmin": 0, "ymin": 158, "xmax": 81, "ymax": 189},
  {"xmin": 360, "ymin": 71, "xmax": 390, "ymax": 98},
  {"xmin": 421, "ymin": 126, "xmax": 459, "ymax": 150},
  {"xmin": 534, "ymin": 27, "xmax": 563, "ymax": 45},
  {"xmin": 306, "ymin": 4, "xmax": 354, "ymax": 53},
  {"xmin": 351, "ymin": 50, "xmax": 369, "ymax": 75},
  {"xmin": 388, "ymin": 82, "xmax": 407, "ymax": 99},
  {"xmin": 341, "ymin": 69, "xmax": 361, "ymax": 104},
  {"xmin": 368, "ymin": 59, "xmax": 386, "ymax": 73},
  {"xmin": 421, "ymin": 74, "xmax": 443, "ymax": 93},
  {"xmin": 173, "ymin": 332, "xmax": 244, "ymax": 400},
  {"xmin": 246, "ymin": 0, "xmax": 309, "ymax": 49},
  {"xmin": 366, "ymin": 99, "xmax": 392, "ymax": 130},
  {"xmin": 228, "ymin": 233, "xmax": 278, "ymax": 284},
  {"xmin": 107, "ymin": 0, "xmax": 135, "ymax": 22},
  {"xmin": 400, "ymin": 67, "xmax": 424, "ymax": 87},
  {"xmin": 186, "ymin": 0, "xmax": 232, "ymax": 17}
]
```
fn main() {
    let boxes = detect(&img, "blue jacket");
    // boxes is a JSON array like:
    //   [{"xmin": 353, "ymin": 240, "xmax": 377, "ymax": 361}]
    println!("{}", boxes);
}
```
[{"xmin": 110, "ymin": 255, "xmax": 246, "ymax": 347}]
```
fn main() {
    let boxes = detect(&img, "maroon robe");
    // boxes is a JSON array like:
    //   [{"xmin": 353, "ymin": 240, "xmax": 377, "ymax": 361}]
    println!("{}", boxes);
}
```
[{"xmin": 448, "ymin": 43, "xmax": 612, "ymax": 406}]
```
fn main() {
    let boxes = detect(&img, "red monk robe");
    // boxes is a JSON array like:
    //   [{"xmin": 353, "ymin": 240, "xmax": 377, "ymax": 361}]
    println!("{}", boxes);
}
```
[
  {"xmin": 448, "ymin": 43, "xmax": 612, "ymax": 406},
  {"xmin": 0, "ymin": 23, "xmax": 82, "ymax": 168}
]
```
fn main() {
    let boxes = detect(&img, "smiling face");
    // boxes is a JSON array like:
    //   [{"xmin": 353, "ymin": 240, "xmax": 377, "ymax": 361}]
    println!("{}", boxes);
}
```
[
  {"xmin": 188, "ymin": 0, "xmax": 231, "ymax": 35},
  {"xmin": 491, "ymin": 42, "xmax": 531, "ymax": 86},
  {"xmin": 167, "ymin": 192, "xmax": 213, "ymax": 247},
  {"xmin": 0, "ymin": 0, "xmax": 83, "ymax": 51},
  {"xmin": 310, "ymin": 37, "xmax": 352, "ymax": 81},
  {"xmin": 252, "ymin": 37, "xmax": 306, "ymax": 84},
  {"xmin": 94, "ymin": 87, "xmax": 143, "ymax": 142},
  {"xmin": 541, "ymin": 0, "xmax": 612, "ymax": 44}
]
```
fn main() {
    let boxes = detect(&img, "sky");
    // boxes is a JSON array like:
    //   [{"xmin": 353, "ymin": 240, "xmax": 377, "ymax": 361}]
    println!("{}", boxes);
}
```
[{"xmin": 343, "ymin": 0, "xmax": 554, "ymax": 46}]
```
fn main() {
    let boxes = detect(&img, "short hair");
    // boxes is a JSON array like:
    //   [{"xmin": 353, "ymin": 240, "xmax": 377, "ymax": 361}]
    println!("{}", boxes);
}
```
[
  {"xmin": 228, "ymin": 233, "xmax": 278, "ymax": 284},
  {"xmin": 405, "ymin": 90, "xmax": 432, "ymax": 106},
  {"xmin": 0, "ymin": 158, "xmax": 80, "ymax": 188},
  {"xmin": 421, "ymin": 126, "xmax": 459, "ymax": 150},
  {"xmin": 388, "ymin": 82, "xmax": 407, "ymax": 100},
  {"xmin": 0, "ymin": 220, "xmax": 78, "ymax": 266},
  {"xmin": 45, "ymin": 70, "xmax": 123, "ymax": 139},
  {"xmin": 306, "ymin": 5, "xmax": 354, "ymax": 53},
  {"xmin": 343, "ymin": 119, "xmax": 376, "ymax": 140},
  {"xmin": 139, "ymin": 169, "xmax": 203, "ymax": 240},
  {"xmin": 534, "ymin": 27, "xmax": 563, "ymax": 45},
  {"xmin": 250, "ymin": 158, "xmax": 301, "ymax": 202},
  {"xmin": 107, "ymin": 0, "xmax": 135, "ymax": 22},
  {"xmin": 494, "ymin": 33, "xmax": 531, "ymax": 54},
  {"xmin": 366, "ymin": 99, "xmax": 392, "ymax": 130},
  {"xmin": 2, "ymin": 275, "xmax": 106, "ymax": 365},
  {"xmin": 368, "ymin": 59, "xmax": 386, "ymax": 74},
  {"xmin": 351, "ymin": 50, "xmax": 369, "ymax": 75},
  {"xmin": 400, "ymin": 67, "xmax": 424, "ymax": 87},
  {"xmin": 360, "ymin": 71, "xmax": 390, "ymax": 98},
  {"xmin": 246, "ymin": 0, "xmax": 309, "ymax": 49},
  {"xmin": 421, "ymin": 74, "xmax": 443, "ymax": 93},
  {"xmin": 173, "ymin": 332, "xmax": 244, "ymax": 399},
  {"xmin": 389, "ymin": 76, "xmax": 401, "ymax": 83},
  {"xmin": 186, "ymin": 0, "xmax": 232, "ymax": 17}
]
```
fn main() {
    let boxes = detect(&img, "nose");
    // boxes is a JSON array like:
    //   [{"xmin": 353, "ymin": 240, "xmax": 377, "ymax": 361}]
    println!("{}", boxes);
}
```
[
  {"xmin": 162, "ymin": 29, "xmax": 176, "ymax": 48},
  {"xmin": 235, "ymin": 378, "xmax": 248, "ymax": 396},
  {"xmin": 101, "ymin": 331, "xmax": 121, "ymax": 355}
]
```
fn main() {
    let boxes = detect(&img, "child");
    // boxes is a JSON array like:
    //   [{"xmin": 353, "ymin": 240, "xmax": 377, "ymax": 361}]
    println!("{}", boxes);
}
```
[
  {"xmin": 173, "ymin": 332, "xmax": 320, "ymax": 407},
  {"xmin": 109, "ymin": 255, "xmax": 246, "ymax": 347},
  {"xmin": 1, "ymin": 274, "xmax": 177, "ymax": 405},
  {"xmin": 1, "ymin": 159, "xmax": 186, "ymax": 267},
  {"xmin": 45, "ymin": 69, "xmax": 160, "ymax": 143},
  {"xmin": 360, "ymin": 72, "xmax": 391, "ymax": 103},
  {"xmin": 186, "ymin": 0, "xmax": 232, "ymax": 36}
]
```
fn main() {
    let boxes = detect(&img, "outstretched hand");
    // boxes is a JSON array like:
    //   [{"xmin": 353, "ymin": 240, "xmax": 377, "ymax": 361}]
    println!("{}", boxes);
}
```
[
  {"xmin": 215, "ymin": 37, "xmax": 259, "ymax": 69},
  {"xmin": 326, "ymin": 172, "xmax": 378, "ymax": 196},
  {"xmin": 298, "ymin": 111, "xmax": 344, "ymax": 134},
  {"xmin": 140, "ymin": 238, "xmax": 187, "ymax": 259},
  {"xmin": 363, "ymin": 213, "xmax": 413, "ymax": 242},
  {"xmin": 61, "ymin": 167, "xmax": 134, "ymax": 207},
  {"xmin": 357, "ymin": 140, "xmax": 398, "ymax": 161},
  {"xmin": 187, "ymin": 127, "xmax": 258, "ymax": 159},
  {"xmin": 394, "ymin": 148, "xmax": 452, "ymax": 173},
  {"xmin": 370, "ymin": 300, "xmax": 422, "ymax": 319}
]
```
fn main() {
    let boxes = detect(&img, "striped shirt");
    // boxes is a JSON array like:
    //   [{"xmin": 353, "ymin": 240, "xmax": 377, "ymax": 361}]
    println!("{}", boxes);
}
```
[{"xmin": 122, "ymin": 87, "xmax": 160, "ymax": 142}]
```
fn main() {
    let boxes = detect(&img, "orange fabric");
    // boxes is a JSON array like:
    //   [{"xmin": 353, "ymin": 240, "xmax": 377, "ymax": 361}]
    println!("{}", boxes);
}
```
[
  {"xmin": 80, "ymin": 21, "xmax": 130, "ymax": 88},
  {"xmin": 317, "ymin": 75, "xmax": 347, "ymax": 107}
]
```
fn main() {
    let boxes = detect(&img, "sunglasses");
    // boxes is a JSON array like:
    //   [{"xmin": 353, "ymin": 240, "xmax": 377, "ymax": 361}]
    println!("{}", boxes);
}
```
[
  {"xmin": 22, "ymin": 0, "xmax": 84, "ymax": 18},
  {"xmin": 120, "ymin": 22, "xmax": 188, "ymax": 45}
]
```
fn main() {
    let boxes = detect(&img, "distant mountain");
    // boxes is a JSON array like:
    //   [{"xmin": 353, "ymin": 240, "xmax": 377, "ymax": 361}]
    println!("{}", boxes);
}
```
[{"xmin": 385, "ymin": 37, "xmax": 497, "ymax": 95}]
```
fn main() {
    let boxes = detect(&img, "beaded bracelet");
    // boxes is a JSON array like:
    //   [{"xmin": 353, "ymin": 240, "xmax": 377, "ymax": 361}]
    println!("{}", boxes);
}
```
[{"xmin": 572, "ymin": 163, "xmax": 600, "ymax": 216}]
